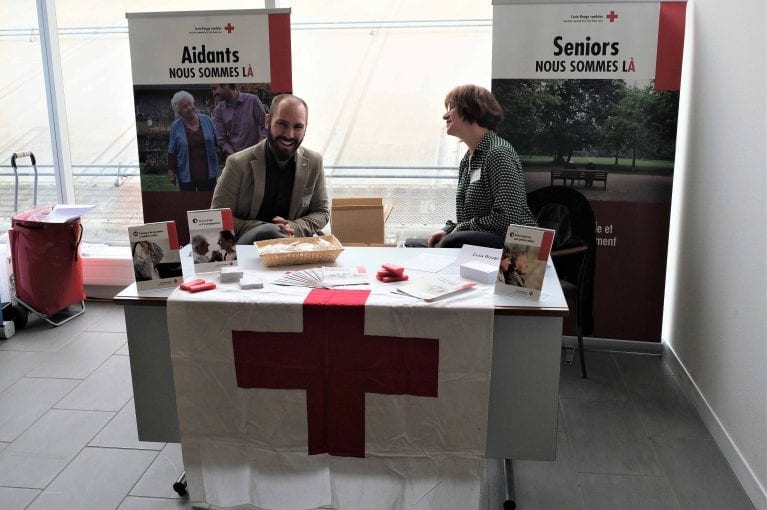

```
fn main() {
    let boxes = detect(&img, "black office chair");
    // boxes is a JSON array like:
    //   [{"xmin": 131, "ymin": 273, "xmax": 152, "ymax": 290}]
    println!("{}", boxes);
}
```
[{"xmin": 527, "ymin": 186, "xmax": 596, "ymax": 378}]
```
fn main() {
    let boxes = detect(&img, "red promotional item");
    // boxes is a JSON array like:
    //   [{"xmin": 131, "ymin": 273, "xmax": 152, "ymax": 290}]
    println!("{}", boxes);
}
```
[
  {"xmin": 377, "ymin": 263, "xmax": 408, "ymax": 283},
  {"xmin": 9, "ymin": 208, "xmax": 85, "ymax": 317},
  {"xmin": 382, "ymin": 274, "xmax": 409, "ymax": 283},
  {"xmin": 180, "ymin": 279, "xmax": 206, "ymax": 291},
  {"xmin": 380, "ymin": 263, "xmax": 404, "ymax": 276},
  {"xmin": 185, "ymin": 281, "xmax": 217, "ymax": 293}
]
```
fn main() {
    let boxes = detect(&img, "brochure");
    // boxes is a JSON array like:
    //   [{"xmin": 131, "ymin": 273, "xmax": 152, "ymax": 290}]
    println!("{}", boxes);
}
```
[
  {"xmin": 272, "ymin": 266, "xmax": 369, "ymax": 288},
  {"xmin": 495, "ymin": 224, "xmax": 555, "ymax": 299},
  {"xmin": 128, "ymin": 221, "xmax": 182, "ymax": 291},
  {"xmin": 394, "ymin": 276, "xmax": 476, "ymax": 302},
  {"xmin": 187, "ymin": 208, "xmax": 238, "ymax": 274}
]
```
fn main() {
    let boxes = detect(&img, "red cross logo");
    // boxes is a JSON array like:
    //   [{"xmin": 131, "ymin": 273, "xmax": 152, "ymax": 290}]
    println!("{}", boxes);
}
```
[
  {"xmin": 232, "ymin": 288, "xmax": 439, "ymax": 458},
  {"xmin": 606, "ymin": 10, "xmax": 618, "ymax": 22},
  {"xmin": 224, "ymin": 22, "xmax": 235, "ymax": 33}
]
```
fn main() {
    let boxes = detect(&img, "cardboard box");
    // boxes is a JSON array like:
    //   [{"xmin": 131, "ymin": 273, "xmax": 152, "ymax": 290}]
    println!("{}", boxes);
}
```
[{"xmin": 331, "ymin": 198, "xmax": 393, "ymax": 245}]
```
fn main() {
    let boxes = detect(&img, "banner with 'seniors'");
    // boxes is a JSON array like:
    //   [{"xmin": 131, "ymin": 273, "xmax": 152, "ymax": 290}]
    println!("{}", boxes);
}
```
[{"xmin": 492, "ymin": 1, "xmax": 686, "ymax": 341}]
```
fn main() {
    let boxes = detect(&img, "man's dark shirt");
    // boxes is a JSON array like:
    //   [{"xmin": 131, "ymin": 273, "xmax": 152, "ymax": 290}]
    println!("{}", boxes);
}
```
[{"xmin": 256, "ymin": 143, "xmax": 296, "ymax": 222}]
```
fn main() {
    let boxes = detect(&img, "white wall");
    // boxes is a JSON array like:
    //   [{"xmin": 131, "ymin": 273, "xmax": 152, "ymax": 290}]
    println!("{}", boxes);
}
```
[{"xmin": 663, "ymin": 0, "xmax": 766, "ymax": 507}]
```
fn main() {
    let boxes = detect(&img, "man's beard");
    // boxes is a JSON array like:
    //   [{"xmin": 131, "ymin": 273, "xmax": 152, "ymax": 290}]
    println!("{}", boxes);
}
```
[{"xmin": 267, "ymin": 130, "xmax": 303, "ymax": 162}]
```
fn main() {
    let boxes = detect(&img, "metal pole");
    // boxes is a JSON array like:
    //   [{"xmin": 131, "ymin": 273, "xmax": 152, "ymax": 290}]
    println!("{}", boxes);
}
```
[{"xmin": 36, "ymin": 0, "xmax": 76, "ymax": 204}]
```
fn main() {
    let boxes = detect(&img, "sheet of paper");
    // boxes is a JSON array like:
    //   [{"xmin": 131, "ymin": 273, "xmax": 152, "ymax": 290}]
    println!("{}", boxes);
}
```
[
  {"xmin": 46, "ymin": 204, "xmax": 98, "ymax": 223},
  {"xmin": 401, "ymin": 253, "xmax": 455, "ymax": 273}
]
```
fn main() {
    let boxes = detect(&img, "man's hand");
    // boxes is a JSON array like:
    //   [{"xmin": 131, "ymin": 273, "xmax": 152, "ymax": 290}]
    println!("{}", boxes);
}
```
[
  {"xmin": 427, "ymin": 230, "xmax": 446, "ymax": 248},
  {"xmin": 167, "ymin": 170, "xmax": 176, "ymax": 185},
  {"xmin": 272, "ymin": 216, "xmax": 295, "ymax": 237}
]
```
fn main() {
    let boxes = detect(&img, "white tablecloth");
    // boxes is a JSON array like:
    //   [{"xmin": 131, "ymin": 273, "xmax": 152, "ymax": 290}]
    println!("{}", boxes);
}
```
[{"xmin": 167, "ymin": 272, "xmax": 495, "ymax": 510}]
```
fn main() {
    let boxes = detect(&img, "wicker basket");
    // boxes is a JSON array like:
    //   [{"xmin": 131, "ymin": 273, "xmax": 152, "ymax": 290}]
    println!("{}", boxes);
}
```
[{"xmin": 255, "ymin": 235, "xmax": 344, "ymax": 267}]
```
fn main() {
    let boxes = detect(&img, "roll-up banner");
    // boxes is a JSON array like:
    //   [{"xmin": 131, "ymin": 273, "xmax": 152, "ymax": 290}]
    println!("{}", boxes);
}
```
[
  {"xmin": 126, "ymin": 9, "xmax": 292, "ymax": 244},
  {"xmin": 492, "ymin": 1, "xmax": 686, "ymax": 341}
]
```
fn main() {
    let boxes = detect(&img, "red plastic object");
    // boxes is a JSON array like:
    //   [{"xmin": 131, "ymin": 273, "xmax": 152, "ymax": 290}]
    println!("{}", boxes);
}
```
[
  {"xmin": 9, "ymin": 209, "xmax": 85, "ymax": 316},
  {"xmin": 186, "ymin": 281, "xmax": 216, "ymax": 293},
  {"xmin": 380, "ymin": 263, "xmax": 405, "ymax": 276},
  {"xmin": 382, "ymin": 274, "xmax": 409, "ymax": 283},
  {"xmin": 180, "ymin": 279, "xmax": 206, "ymax": 291},
  {"xmin": 376, "ymin": 274, "xmax": 409, "ymax": 283}
]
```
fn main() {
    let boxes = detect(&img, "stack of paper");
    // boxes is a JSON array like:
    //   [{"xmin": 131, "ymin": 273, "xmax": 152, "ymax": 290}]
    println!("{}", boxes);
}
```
[
  {"xmin": 239, "ymin": 274, "xmax": 264, "ymax": 290},
  {"xmin": 220, "ymin": 267, "xmax": 244, "ymax": 283},
  {"xmin": 272, "ymin": 266, "xmax": 369, "ymax": 288},
  {"xmin": 394, "ymin": 276, "xmax": 476, "ymax": 302}
]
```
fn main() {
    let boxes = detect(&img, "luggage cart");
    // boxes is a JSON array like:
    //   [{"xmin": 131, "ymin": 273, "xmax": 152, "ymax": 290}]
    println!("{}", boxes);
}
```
[
  {"xmin": 8, "ymin": 207, "xmax": 86, "ymax": 327},
  {"xmin": 10, "ymin": 151, "xmax": 38, "ymax": 212}
]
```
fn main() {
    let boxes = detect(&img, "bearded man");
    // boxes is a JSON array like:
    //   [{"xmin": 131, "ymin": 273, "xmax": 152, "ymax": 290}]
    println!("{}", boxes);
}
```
[{"xmin": 211, "ymin": 94, "xmax": 329, "ymax": 244}]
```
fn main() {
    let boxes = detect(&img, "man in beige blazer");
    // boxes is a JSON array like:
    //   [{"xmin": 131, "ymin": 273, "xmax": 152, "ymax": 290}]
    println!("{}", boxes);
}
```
[{"xmin": 211, "ymin": 94, "xmax": 329, "ymax": 245}]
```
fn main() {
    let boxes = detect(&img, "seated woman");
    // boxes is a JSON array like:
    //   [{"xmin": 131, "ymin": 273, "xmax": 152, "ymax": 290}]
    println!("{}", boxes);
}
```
[{"xmin": 427, "ymin": 84, "xmax": 537, "ymax": 249}]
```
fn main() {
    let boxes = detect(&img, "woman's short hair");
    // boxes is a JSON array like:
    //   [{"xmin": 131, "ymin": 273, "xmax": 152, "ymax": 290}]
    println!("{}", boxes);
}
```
[
  {"xmin": 219, "ymin": 230, "xmax": 235, "ymax": 242},
  {"xmin": 444, "ymin": 84, "xmax": 505, "ymax": 130},
  {"xmin": 170, "ymin": 90, "xmax": 195, "ymax": 116}
]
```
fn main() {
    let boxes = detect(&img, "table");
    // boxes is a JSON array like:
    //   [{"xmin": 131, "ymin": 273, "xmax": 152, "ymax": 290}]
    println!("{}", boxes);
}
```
[{"xmin": 115, "ymin": 246, "xmax": 567, "ymax": 463}]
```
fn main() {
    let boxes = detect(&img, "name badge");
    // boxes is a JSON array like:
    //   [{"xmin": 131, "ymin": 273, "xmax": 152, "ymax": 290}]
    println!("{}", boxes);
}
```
[
  {"xmin": 470, "ymin": 168, "xmax": 481, "ymax": 183},
  {"xmin": 302, "ymin": 193, "xmax": 312, "ymax": 208}
]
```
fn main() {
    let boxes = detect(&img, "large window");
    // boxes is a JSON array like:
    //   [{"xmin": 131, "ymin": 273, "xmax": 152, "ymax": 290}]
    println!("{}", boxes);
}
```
[{"xmin": 1, "ymin": 0, "xmax": 491, "ymax": 244}]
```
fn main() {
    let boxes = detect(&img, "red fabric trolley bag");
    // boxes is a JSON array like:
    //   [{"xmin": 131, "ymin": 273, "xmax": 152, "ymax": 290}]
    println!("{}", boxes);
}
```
[{"xmin": 9, "ymin": 208, "xmax": 86, "ymax": 326}]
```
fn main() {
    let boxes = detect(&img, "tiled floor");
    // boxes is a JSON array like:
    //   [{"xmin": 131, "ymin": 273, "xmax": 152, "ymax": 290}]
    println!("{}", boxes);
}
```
[
  {"xmin": 0, "ymin": 301, "xmax": 756, "ymax": 509},
  {"xmin": 512, "ymin": 351, "xmax": 756, "ymax": 510}
]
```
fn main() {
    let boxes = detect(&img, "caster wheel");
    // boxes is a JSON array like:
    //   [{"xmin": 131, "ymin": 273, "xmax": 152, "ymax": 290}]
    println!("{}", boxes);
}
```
[
  {"xmin": 503, "ymin": 500, "xmax": 516, "ymax": 510},
  {"xmin": 12, "ymin": 306, "xmax": 29, "ymax": 330},
  {"xmin": 172, "ymin": 480, "xmax": 187, "ymax": 497}
]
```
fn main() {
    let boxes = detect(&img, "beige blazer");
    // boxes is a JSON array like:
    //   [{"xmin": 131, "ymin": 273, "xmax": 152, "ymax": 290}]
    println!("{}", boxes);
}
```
[{"xmin": 211, "ymin": 140, "xmax": 330, "ymax": 238}]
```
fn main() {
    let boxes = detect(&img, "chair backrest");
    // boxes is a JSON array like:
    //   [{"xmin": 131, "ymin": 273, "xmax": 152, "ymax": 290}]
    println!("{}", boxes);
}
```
[{"xmin": 527, "ymin": 185, "xmax": 597, "ymax": 335}]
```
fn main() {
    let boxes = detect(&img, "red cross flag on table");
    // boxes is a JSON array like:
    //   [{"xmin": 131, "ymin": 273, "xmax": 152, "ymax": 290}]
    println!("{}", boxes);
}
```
[{"xmin": 167, "ymin": 282, "xmax": 494, "ymax": 509}]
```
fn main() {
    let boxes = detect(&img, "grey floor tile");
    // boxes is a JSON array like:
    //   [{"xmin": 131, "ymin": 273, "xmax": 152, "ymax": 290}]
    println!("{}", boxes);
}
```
[
  {"xmin": 54, "ymin": 354, "xmax": 133, "ymax": 412},
  {"xmin": 118, "ymin": 496, "xmax": 192, "ymax": 509},
  {"xmin": 26, "ymin": 447, "xmax": 156, "ymax": 510},
  {"xmin": 0, "ymin": 441, "xmax": 7, "ymax": 452},
  {"xmin": 27, "ymin": 330, "xmax": 126, "ymax": 379},
  {"xmin": 559, "ymin": 350, "xmax": 628, "ymax": 401},
  {"xmin": 84, "ymin": 304, "xmax": 128, "ymax": 333},
  {"xmin": 512, "ymin": 428, "xmax": 585, "ymax": 510},
  {"xmin": 0, "ymin": 377, "xmax": 80, "ymax": 442},
  {"xmin": 561, "ymin": 398, "xmax": 663, "ymax": 476},
  {"xmin": 0, "ymin": 408, "xmax": 113, "ymax": 488},
  {"xmin": 91, "ymin": 399, "xmax": 165, "ymax": 450},
  {"xmin": 613, "ymin": 351, "xmax": 673, "ymax": 384},
  {"xmin": 117, "ymin": 342, "xmax": 130, "ymax": 355},
  {"xmin": 0, "ymin": 487, "xmax": 41, "ymax": 510},
  {"xmin": 652, "ymin": 437, "xmax": 756, "ymax": 510},
  {"xmin": 130, "ymin": 443, "xmax": 185, "ymax": 499},
  {"xmin": 0, "ymin": 316, "xmax": 82, "ymax": 352},
  {"xmin": 0, "ymin": 350, "xmax": 53, "ymax": 393},
  {"xmin": 579, "ymin": 473, "xmax": 681, "ymax": 510},
  {"xmin": 626, "ymin": 375, "xmax": 709, "ymax": 440}
]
